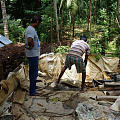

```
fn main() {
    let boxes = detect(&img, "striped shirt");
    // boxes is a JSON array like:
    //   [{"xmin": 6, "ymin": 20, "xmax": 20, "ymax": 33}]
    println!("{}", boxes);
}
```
[{"xmin": 68, "ymin": 40, "xmax": 90, "ymax": 57}]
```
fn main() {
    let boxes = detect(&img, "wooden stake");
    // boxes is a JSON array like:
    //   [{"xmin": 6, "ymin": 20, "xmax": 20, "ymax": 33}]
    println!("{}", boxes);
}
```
[
  {"xmin": 98, "ymin": 85, "xmax": 120, "ymax": 91},
  {"xmin": 104, "ymin": 82, "xmax": 120, "ymax": 87},
  {"xmin": 96, "ymin": 96, "xmax": 118, "ymax": 102}
]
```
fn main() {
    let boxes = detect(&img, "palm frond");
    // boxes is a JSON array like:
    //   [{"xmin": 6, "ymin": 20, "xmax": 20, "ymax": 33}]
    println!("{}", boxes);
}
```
[
  {"xmin": 67, "ymin": 0, "xmax": 72, "ymax": 8},
  {"xmin": 71, "ymin": 0, "xmax": 78, "ymax": 15}
]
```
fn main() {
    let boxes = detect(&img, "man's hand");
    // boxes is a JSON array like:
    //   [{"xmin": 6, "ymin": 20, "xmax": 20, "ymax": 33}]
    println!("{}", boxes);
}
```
[{"xmin": 27, "ymin": 37, "xmax": 34, "ymax": 50}]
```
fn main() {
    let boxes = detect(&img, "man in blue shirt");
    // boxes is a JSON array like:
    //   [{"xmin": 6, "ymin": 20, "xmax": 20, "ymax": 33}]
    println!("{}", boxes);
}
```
[{"xmin": 25, "ymin": 16, "xmax": 41, "ymax": 96}]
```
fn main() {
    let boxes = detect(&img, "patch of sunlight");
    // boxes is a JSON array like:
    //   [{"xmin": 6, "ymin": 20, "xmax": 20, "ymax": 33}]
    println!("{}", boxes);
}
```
[
  {"xmin": 73, "ymin": 38, "xmax": 78, "ymax": 41},
  {"xmin": 108, "ymin": 40, "xmax": 116, "ymax": 51},
  {"xmin": 75, "ymin": 28, "xmax": 83, "ymax": 32}
]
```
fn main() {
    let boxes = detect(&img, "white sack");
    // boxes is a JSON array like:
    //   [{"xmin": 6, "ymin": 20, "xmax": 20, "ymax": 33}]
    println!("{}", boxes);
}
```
[
  {"xmin": 110, "ymin": 96, "xmax": 120, "ymax": 111},
  {"xmin": 38, "ymin": 53, "xmax": 119, "ymax": 83}
]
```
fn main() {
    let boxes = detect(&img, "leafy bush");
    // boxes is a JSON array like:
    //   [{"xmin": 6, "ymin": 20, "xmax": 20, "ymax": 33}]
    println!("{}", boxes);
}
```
[
  {"xmin": 0, "ymin": 21, "xmax": 5, "ymax": 36},
  {"xmin": 8, "ymin": 19, "xmax": 25, "ymax": 43},
  {"xmin": 54, "ymin": 46, "xmax": 70, "ymax": 54},
  {"xmin": 40, "ymin": 33, "xmax": 48, "ymax": 42},
  {"xmin": 89, "ymin": 41, "xmax": 101, "ymax": 62},
  {"xmin": 98, "ymin": 8, "xmax": 108, "ymax": 26}
]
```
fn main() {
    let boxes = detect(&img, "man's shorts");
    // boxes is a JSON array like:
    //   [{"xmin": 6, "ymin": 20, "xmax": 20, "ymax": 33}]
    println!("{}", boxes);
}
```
[{"xmin": 65, "ymin": 54, "xmax": 86, "ymax": 73}]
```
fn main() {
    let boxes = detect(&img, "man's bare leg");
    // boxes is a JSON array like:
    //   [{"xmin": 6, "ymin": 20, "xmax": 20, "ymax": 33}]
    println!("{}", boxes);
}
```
[
  {"xmin": 56, "ymin": 66, "xmax": 67, "ymax": 84},
  {"xmin": 81, "ymin": 72, "xmax": 86, "ymax": 91}
]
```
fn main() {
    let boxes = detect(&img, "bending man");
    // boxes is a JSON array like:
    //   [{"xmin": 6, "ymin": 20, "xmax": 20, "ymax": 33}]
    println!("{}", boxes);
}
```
[{"xmin": 56, "ymin": 36, "xmax": 90, "ymax": 91}]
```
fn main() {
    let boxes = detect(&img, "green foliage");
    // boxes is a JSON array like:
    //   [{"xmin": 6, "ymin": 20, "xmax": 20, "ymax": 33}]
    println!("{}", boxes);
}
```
[
  {"xmin": 71, "ymin": 0, "xmax": 78, "ymax": 15},
  {"xmin": 95, "ymin": 54, "xmax": 101, "ymax": 62},
  {"xmin": 98, "ymin": 8, "xmax": 108, "ymax": 25},
  {"xmin": 116, "ymin": 36, "xmax": 120, "ymax": 58},
  {"xmin": 24, "ymin": 10, "xmax": 39, "ymax": 16},
  {"xmin": 90, "ymin": 51, "xmax": 100, "ymax": 62},
  {"xmin": 0, "ymin": 0, "xmax": 118, "ymax": 58},
  {"xmin": 102, "ymin": 27, "xmax": 108, "ymax": 38},
  {"xmin": 51, "ymin": 97, "xmax": 59, "ymax": 103},
  {"xmin": 8, "ymin": 19, "xmax": 25, "ymax": 43},
  {"xmin": 40, "ymin": 33, "xmax": 48, "ymax": 42},
  {"xmin": 89, "ymin": 39, "xmax": 101, "ymax": 62},
  {"xmin": 38, "ymin": 14, "xmax": 53, "ymax": 43},
  {"xmin": 0, "ymin": 24, "xmax": 4, "ymax": 35},
  {"xmin": 54, "ymin": 46, "xmax": 70, "ymax": 54},
  {"xmin": 38, "ymin": 1, "xmax": 56, "ymax": 43},
  {"xmin": 60, "ymin": 0, "xmax": 79, "ymax": 16}
]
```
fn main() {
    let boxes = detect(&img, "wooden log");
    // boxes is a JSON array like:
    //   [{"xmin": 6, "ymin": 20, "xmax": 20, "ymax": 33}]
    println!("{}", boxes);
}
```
[
  {"xmin": 104, "ymin": 82, "xmax": 120, "ymax": 87},
  {"xmin": 104, "ymin": 91, "xmax": 120, "ymax": 96},
  {"xmin": 96, "ymin": 96, "xmax": 118, "ymax": 102},
  {"xmin": 99, "ymin": 87, "xmax": 120, "ymax": 91},
  {"xmin": 98, "ymin": 85, "xmax": 120, "ymax": 91}
]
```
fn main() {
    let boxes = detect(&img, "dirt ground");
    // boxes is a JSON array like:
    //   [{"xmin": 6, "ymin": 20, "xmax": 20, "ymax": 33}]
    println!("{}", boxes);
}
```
[
  {"xmin": 0, "ymin": 43, "xmax": 25, "ymax": 80},
  {"xmin": 0, "ymin": 42, "xmax": 120, "ymax": 120},
  {"xmin": 0, "ymin": 42, "xmax": 53, "ymax": 81},
  {"xmin": 1, "ymin": 73, "xmax": 120, "ymax": 120}
]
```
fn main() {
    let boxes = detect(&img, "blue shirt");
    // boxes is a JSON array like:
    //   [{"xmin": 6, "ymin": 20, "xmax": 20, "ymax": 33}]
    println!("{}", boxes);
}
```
[{"xmin": 25, "ymin": 26, "xmax": 40, "ymax": 57}]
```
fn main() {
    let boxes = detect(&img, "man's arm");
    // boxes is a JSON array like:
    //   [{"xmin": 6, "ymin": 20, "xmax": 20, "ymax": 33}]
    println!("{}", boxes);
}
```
[
  {"xmin": 84, "ymin": 54, "xmax": 89, "ymax": 67},
  {"xmin": 27, "ymin": 37, "xmax": 34, "ymax": 50}
]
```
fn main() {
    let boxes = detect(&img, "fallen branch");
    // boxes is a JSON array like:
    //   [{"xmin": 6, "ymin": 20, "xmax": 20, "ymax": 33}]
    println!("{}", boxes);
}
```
[
  {"xmin": 104, "ymin": 82, "xmax": 120, "ymax": 87},
  {"xmin": 98, "ymin": 85, "xmax": 120, "ymax": 91},
  {"xmin": 96, "ymin": 96, "xmax": 118, "ymax": 102}
]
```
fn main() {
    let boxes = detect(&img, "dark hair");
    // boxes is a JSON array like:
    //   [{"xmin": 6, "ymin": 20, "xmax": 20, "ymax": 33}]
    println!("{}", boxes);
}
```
[
  {"xmin": 31, "ymin": 15, "xmax": 42, "ymax": 23},
  {"xmin": 80, "ymin": 36, "xmax": 87, "ymax": 42}
]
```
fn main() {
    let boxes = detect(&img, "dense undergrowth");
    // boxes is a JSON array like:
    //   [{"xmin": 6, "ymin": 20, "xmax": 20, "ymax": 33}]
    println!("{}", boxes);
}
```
[{"xmin": 0, "ymin": 19, "xmax": 119, "ymax": 59}]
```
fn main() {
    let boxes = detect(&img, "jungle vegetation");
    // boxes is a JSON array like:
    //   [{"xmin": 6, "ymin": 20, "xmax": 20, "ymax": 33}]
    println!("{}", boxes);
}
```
[{"xmin": 0, "ymin": 0, "xmax": 120, "ymax": 57}]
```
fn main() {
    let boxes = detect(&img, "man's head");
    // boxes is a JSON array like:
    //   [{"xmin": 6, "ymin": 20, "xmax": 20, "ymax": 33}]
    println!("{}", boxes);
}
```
[
  {"xmin": 80, "ymin": 36, "xmax": 87, "ymax": 42},
  {"xmin": 30, "ymin": 15, "xmax": 42, "ymax": 28}
]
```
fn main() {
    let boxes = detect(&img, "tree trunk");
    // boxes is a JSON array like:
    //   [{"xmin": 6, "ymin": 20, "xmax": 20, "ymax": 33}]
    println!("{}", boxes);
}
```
[
  {"xmin": 50, "ymin": 2, "xmax": 53, "ymax": 43},
  {"xmin": 1, "ymin": 0, "xmax": 9, "ymax": 39},
  {"xmin": 60, "ymin": 5, "xmax": 64, "ymax": 41},
  {"xmin": 117, "ymin": 0, "xmax": 120, "ymax": 26},
  {"xmin": 101, "ymin": 37, "xmax": 105, "ymax": 56},
  {"xmin": 90, "ymin": 0, "xmax": 92, "ymax": 40},
  {"xmin": 53, "ymin": 0, "xmax": 60, "ymax": 43},
  {"xmin": 88, "ymin": 0, "xmax": 92, "ymax": 39},
  {"xmin": 118, "ymin": 0, "xmax": 120, "ymax": 16},
  {"xmin": 106, "ymin": 0, "xmax": 111, "ymax": 41},
  {"xmin": 69, "ymin": 11, "xmax": 74, "ymax": 40},
  {"xmin": 93, "ymin": 0, "xmax": 97, "ymax": 24},
  {"xmin": 72, "ymin": 15, "xmax": 75, "ymax": 38},
  {"xmin": 116, "ymin": 36, "xmax": 120, "ymax": 58},
  {"xmin": 37, "ymin": 0, "xmax": 41, "ymax": 17}
]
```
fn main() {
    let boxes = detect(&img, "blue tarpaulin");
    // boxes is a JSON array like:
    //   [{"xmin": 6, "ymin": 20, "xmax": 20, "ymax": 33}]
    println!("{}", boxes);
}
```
[
  {"xmin": 0, "ymin": 43, "xmax": 4, "ymax": 48},
  {"xmin": 0, "ymin": 34, "xmax": 12, "ymax": 47}
]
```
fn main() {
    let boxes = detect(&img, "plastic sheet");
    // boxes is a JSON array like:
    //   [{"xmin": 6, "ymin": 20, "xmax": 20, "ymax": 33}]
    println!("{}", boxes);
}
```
[{"xmin": 38, "ymin": 53, "xmax": 119, "ymax": 84}]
